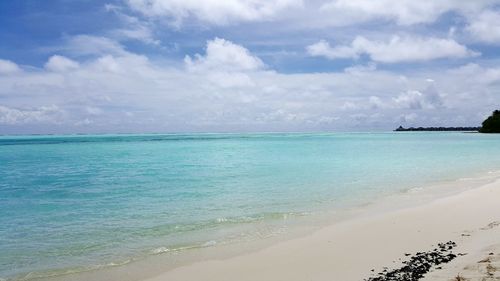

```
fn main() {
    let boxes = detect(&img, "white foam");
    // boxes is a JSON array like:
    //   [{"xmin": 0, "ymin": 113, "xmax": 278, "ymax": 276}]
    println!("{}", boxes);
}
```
[
  {"xmin": 106, "ymin": 259, "xmax": 131, "ymax": 267},
  {"xmin": 151, "ymin": 247, "xmax": 170, "ymax": 254},
  {"xmin": 407, "ymin": 187, "xmax": 424, "ymax": 193},
  {"xmin": 202, "ymin": 240, "xmax": 217, "ymax": 247}
]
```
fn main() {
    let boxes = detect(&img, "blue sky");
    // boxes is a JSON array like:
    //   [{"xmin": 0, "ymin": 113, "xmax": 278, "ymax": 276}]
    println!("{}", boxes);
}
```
[{"xmin": 0, "ymin": 0, "xmax": 499, "ymax": 134}]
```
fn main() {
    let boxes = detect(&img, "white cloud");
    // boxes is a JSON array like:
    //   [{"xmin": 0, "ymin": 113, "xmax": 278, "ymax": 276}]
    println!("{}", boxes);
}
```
[
  {"xmin": 0, "ymin": 105, "xmax": 64, "ymax": 125},
  {"xmin": 0, "ymin": 59, "xmax": 21, "ymax": 74},
  {"xmin": 307, "ymin": 36, "xmax": 478, "ymax": 63},
  {"xmin": 91, "ymin": 56, "xmax": 123, "ymax": 73},
  {"xmin": 185, "ymin": 37, "xmax": 265, "ymax": 71},
  {"xmin": 126, "ymin": 0, "xmax": 303, "ymax": 26},
  {"xmin": 183, "ymin": 38, "xmax": 265, "ymax": 88},
  {"xmin": 340, "ymin": 101, "xmax": 358, "ymax": 110},
  {"xmin": 448, "ymin": 63, "xmax": 500, "ymax": 85},
  {"xmin": 63, "ymin": 35, "xmax": 129, "ymax": 56},
  {"xmin": 368, "ymin": 96, "xmax": 385, "ymax": 109},
  {"xmin": 45, "ymin": 55, "xmax": 80, "ymax": 72},
  {"xmin": 75, "ymin": 118, "xmax": 93, "ymax": 126},
  {"xmin": 1, "ymin": 35, "xmax": 499, "ymax": 132},
  {"xmin": 466, "ymin": 10, "xmax": 500, "ymax": 44},
  {"xmin": 85, "ymin": 106, "xmax": 103, "ymax": 116},
  {"xmin": 106, "ymin": 4, "xmax": 160, "ymax": 45},
  {"xmin": 307, "ymin": 40, "xmax": 359, "ymax": 60},
  {"xmin": 120, "ymin": 0, "xmax": 496, "ymax": 29},
  {"xmin": 393, "ymin": 88, "xmax": 443, "ymax": 110},
  {"xmin": 112, "ymin": 25, "xmax": 159, "ymax": 45},
  {"xmin": 393, "ymin": 90, "xmax": 428, "ymax": 109},
  {"xmin": 320, "ymin": 0, "xmax": 495, "ymax": 26},
  {"xmin": 333, "ymin": 82, "xmax": 446, "ymax": 114},
  {"xmin": 399, "ymin": 112, "xmax": 418, "ymax": 123}
]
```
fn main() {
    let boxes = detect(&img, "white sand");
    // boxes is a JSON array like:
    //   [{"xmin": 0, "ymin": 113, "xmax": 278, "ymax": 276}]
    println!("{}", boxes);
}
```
[{"xmin": 141, "ymin": 178, "xmax": 500, "ymax": 281}]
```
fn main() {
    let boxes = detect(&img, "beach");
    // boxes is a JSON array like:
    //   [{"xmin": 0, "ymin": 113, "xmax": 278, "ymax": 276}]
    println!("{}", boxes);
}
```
[
  {"xmin": 2, "ymin": 133, "xmax": 500, "ymax": 281},
  {"xmin": 4, "ymin": 1, "xmax": 500, "ymax": 280},
  {"xmin": 40, "ymin": 171, "xmax": 500, "ymax": 281},
  {"xmin": 139, "ymin": 176, "xmax": 500, "ymax": 281}
]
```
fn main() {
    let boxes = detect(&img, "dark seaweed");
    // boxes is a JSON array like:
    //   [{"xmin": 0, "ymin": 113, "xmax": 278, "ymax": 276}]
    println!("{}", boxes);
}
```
[{"xmin": 365, "ymin": 241, "xmax": 459, "ymax": 281}]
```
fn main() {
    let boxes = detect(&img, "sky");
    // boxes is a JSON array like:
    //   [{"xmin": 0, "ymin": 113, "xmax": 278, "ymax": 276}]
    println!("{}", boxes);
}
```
[{"xmin": 0, "ymin": 0, "xmax": 499, "ymax": 134}]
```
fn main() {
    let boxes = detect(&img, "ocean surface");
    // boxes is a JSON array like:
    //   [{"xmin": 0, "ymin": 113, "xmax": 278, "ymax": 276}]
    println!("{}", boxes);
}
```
[{"xmin": 1, "ymin": 132, "xmax": 500, "ymax": 280}]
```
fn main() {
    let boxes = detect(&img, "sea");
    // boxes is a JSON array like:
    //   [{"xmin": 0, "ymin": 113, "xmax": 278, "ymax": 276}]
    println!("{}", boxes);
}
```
[{"xmin": 1, "ymin": 132, "xmax": 500, "ymax": 280}]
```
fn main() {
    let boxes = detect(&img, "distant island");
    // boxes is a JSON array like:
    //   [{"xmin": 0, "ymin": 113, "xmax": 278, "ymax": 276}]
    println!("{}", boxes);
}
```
[
  {"xmin": 479, "ymin": 110, "xmax": 500, "ymax": 133},
  {"xmin": 394, "ymin": 126, "xmax": 480, "ymax": 132},
  {"xmin": 395, "ymin": 110, "xmax": 500, "ymax": 133}
]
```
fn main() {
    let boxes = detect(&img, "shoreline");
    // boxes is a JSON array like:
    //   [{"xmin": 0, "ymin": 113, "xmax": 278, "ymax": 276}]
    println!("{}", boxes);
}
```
[
  {"xmin": 37, "ymin": 169, "xmax": 500, "ymax": 281},
  {"xmin": 144, "ymin": 174, "xmax": 500, "ymax": 281}
]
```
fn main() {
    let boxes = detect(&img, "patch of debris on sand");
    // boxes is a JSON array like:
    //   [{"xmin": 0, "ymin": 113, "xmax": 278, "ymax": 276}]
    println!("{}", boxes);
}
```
[{"xmin": 365, "ymin": 241, "xmax": 460, "ymax": 281}]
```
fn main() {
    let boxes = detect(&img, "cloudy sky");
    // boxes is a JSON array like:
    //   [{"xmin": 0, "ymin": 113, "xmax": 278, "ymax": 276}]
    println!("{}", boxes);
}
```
[{"xmin": 1, "ymin": 0, "xmax": 499, "ymax": 134}]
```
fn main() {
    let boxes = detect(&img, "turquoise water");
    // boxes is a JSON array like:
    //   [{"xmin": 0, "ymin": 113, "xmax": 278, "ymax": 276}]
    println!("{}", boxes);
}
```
[{"xmin": 1, "ymin": 132, "xmax": 500, "ymax": 280}]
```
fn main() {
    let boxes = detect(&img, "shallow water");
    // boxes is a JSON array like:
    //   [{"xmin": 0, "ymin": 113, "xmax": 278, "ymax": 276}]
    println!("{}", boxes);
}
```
[{"xmin": 1, "ymin": 132, "xmax": 500, "ymax": 280}]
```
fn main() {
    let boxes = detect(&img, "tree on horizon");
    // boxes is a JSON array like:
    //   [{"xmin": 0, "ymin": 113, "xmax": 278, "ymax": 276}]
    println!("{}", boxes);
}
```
[{"xmin": 479, "ymin": 110, "xmax": 500, "ymax": 133}]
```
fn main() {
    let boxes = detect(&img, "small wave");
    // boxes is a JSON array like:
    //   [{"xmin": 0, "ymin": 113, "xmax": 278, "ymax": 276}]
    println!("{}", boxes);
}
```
[
  {"xmin": 458, "ymin": 177, "xmax": 476, "ymax": 181},
  {"xmin": 14, "ymin": 266, "xmax": 98, "ymax": 281},
  {"xmin": 150, "ymin": 241, "xmax": 218, "ymax": 256},
  {"xmin": 106, "ymin": 259, "xmax": 132, "ymax": 267},
  {"xmin": 9, "ymin": 257, "xmax": 135, "ymax": 281},
  {"xmin": 201, "ymin": 240, "xmax": 217, "ymax": 247},
  {"xmin": 151, "ymin": 247, "xmax": 170, "ymax": 254},
  {"xmin": 212, "ymin": 212, "xmax": 307, "ymax": 226},
  {"xmin": 8, "ymin": 211, "xmax": 311, "ymax": 280},
  {"xmin": 406, "ymin": 187, "xmax": 424, "ymax": 193}
]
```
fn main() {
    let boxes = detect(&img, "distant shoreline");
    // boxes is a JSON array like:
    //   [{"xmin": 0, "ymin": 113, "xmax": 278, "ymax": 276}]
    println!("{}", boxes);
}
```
[{"xmin": 394, "ymin": 126, "xmax": 480, "ymax": 132}]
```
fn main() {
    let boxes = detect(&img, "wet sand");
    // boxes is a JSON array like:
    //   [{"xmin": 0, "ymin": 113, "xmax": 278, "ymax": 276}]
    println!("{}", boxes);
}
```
[{"xmin": 141, "ymin": 177, "xmax": 500, "ymax": 281}]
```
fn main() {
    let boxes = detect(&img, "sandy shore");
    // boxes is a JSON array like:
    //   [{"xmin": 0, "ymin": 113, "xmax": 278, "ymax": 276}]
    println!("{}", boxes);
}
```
[{"xmin": 136, "ymin": 177, "xmax": 500, "ymax": 281}]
